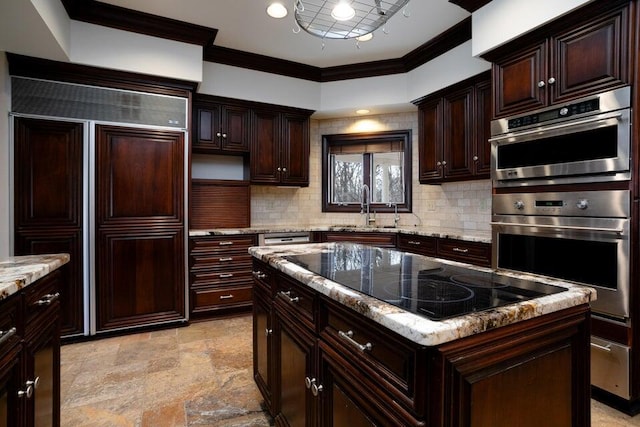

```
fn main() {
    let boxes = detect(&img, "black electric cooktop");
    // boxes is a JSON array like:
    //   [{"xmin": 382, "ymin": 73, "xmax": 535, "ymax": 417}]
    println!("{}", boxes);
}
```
[{"xmin": 284, "ymin": 242, "xmax": 566, "ymax": 321}]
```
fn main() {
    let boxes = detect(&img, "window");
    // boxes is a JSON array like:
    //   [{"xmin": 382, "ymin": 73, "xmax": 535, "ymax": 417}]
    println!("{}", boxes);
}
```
[{"xmin": 322, "ymin": 130, "xmax": 412, "ymax": 213}]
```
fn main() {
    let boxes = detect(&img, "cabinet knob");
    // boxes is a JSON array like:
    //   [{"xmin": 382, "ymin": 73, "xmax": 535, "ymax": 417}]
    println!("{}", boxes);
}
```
[
  {"xmin": 222, "ymin": 133, "xmax": 227, "ymax": 138},
  {"xmin": 436, "ymin": 161, "xmax": 442, "ymax": 167},
  {"xmin": 311, "ymin": 383, "xmax": 324, "ymax": 396},
  {"xmin": 305, "ymin": 376, "xmax": 315, "ymax": 389},
  {"xmin": 473, "ymin": 155, "xmax": 478, "ymax": 161},
  {"xmin": 265, "ymin": 328, "xmax": 273, "ymax": 336},
  {"xmin": 216, "ymin": 132, "xmax": 222, "ymax": 137},
  {"xmin": 277, "ymin": 167, "xmax": 281, "ymax": 172},
  {"xmin": 282, "ymin": 167, "xmax": 287, "ymax": 172},
  {"xmin": 441, "ymin": 160, "xmax": 447, "ymax": 166},
  {"xmin": 537, "ymin": 80, "xmax": 545, "ymax": 88},
  {"xmin": 547, "ymin": 77, "xmax": 556, "ymax": 85}
]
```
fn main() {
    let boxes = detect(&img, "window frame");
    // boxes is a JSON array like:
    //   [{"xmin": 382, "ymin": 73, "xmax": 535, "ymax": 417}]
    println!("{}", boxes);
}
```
[{"xmin": 321, "ymin": 130, "xmax": 412, "ymax": 213}]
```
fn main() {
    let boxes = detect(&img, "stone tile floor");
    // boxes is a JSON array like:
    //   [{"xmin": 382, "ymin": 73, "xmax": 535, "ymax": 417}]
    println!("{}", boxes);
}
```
[{"xmin": 61, "ymin": 315, "xmax": 640, "ymax": 426}]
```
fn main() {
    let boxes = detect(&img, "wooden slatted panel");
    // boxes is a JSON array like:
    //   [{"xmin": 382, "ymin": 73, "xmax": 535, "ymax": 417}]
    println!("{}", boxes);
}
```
[{"xmin": 190, "ymin": 179, "xmax": 250, "ymax": 229}]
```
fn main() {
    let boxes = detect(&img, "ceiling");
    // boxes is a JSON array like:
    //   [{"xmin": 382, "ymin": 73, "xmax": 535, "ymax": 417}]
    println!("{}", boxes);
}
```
[{"xmin": 97, "ymin": 0, "xmax": 472, "ymax": 69}]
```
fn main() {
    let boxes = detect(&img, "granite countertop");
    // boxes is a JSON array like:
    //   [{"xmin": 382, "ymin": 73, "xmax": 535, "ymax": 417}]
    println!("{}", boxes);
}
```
[
  {"xmin": 249, "ymin": 243, "xmax": 596, "ymax": 347},
  {"xmin": 0, "ymin": 254, "xmax": 70, "ymax": 300},
  {"xmin": 190, "ymin": 225, "xmax": 491, "ymax": 244}
]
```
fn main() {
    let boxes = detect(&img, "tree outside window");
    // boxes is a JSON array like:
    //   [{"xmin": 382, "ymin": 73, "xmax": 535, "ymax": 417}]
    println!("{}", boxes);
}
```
[{"xmin": 322, "ymin": 130, "xmax": 412, "ymax": 213}]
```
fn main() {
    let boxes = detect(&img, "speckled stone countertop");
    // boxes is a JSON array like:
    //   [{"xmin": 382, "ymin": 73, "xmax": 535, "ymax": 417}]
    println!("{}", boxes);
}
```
[
  {"xmin": 0, "ymin": 254, "xmax": 70, "ymax": 300},
  {"xmin": 249, "ymin": 243, "xmax": 596, "ymax": 347},
  {"xmin": 190, "ymin": 225, "xmax": 491, "ymax": 244}
]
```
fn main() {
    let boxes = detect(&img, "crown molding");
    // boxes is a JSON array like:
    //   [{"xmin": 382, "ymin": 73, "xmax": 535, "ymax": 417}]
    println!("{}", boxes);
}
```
[
  {"xmin": 61, "ymin": 0, "xmax": 217, "ymax": 47},
  {"xmin": 61, "ymin": 1, "xmax": 471, "ymax": 82}
]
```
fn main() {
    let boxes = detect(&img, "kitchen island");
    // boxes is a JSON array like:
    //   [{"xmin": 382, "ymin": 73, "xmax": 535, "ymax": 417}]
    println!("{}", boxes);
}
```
[
  {"xmin": 250, "ymin": 242, "xmax": 595, "ymax": 427},
  {"xmin": 0, "ymin": 253, "xmax": 68, "ymax": 426}
]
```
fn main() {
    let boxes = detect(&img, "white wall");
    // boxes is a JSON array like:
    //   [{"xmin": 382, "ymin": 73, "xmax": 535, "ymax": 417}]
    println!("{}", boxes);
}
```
[
  {"xmin": 69, "ymin": 21, "xmax": 203, "ymax": 82},
  {"xmin": 472, "ymin": 0, "xmax": 593, "ymax": 56},
  {"xmin": 0, "ymin": 53, "xmax": 11, "ymax": 258}
]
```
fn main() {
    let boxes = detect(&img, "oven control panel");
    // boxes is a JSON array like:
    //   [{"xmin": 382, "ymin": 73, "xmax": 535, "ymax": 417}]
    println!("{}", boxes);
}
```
[{"xmin": 493, "ymin": 190, "xmax": 629, "ymax": 218}]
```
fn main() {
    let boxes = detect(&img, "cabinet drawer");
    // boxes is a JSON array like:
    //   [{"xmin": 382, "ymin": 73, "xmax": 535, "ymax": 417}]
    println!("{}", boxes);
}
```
[
  {"xmin": 323, "ymin": 232, "xmax": 396, "ymax": 247},
  {"xmin": 320, "ymin": 298, "xmax": 422, "ymax": 415},
  {"xmin": 190, "ymin": 253, "xmax": 253, "ymax": 270},
  {"xmin": 190, "ymin": 235, "xmax": 256, "ymax": 254},
  {"xmin": 0, "ymin": 295, "xmax": 20, "ymax": 352},
  {"xmin": 23, "ymin": 270, "xmax": 61, "ymax": 333},
  {"xmin": 190, "ymin": 267, "xmax": 253, "ymax": 287},
  {"xmin": 437, "ymin": 238, "xmax": 491, "ymax": 267},
  {"xmin": 397, "ymin": 234, "xmax": 437, "ymax": 256},
  {"xmin": 191, "ymin": 286, "xmax": 252, "ymax": 313},
  {"xmin": 275, "ymin": 274, "xmax": 315, "ymax": 329}
]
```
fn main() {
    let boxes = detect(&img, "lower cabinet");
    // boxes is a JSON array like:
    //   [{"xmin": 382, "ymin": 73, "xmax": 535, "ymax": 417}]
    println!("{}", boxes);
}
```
[
  {"xmin": 319, "ymin": 231, "xmax": 397, "ymax": 248},
  {"xmin": 253, "ymin": 257, "xmax": 591, "ymax": 426},
  {"xmin": 189, "ymin": 234, "xmax": 257, "ymax": 319},
  {"xmin": 0, "ymin": 269, "xmax": 61, "ymax": 427},
  {"xmin": 398, "ymin": 233, "xmax": 491, "ymax": 267}
]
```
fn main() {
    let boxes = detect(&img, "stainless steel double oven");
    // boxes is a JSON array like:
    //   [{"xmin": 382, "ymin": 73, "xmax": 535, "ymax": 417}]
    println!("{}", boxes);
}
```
[{"xmin": 490, "ymin": 86, "xmax": 633, "ymax": 399}]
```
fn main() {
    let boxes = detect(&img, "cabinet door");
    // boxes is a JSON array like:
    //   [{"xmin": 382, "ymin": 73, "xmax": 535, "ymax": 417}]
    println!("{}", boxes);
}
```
[
  {"xmin": 473, "ymin": 79, "xmax": 492, "ymax": 177},
  {"xmin": 417, "ymin": 98, "xmax": 444, "ymax": 183},
  {"xmin": 23, "ymin": 318, "xmax": 60, "ymax": 427},
  {"xmin": 221, "ymin": 105, "xmax": 250, "ymax": 152},
  {"xmin": 13, "ymin": 117, "xmax": 85, "ymax": 338},
  {"xmin": 253, "ymin": 289, "xmax": 274, "ymax": 415},
  {"xmin": 274, "ymin": 309, "xmax": 316, "ymax": 427},
  {"xmin": 492, "ymin": 41, "xmax": 547, "ymax": 117},
  {"xmin": 193, "ymin": 105, "xmax": 222, "ymax": 151},
  {"xmin": 550, "ymin": 4, "xmax": 629, "ymax": 104},
  {"xmin": 442, "ymin": 86, "xmax": 473, "ymax": 180},
  {"xmin": 95, "ymin": 125, "xmax": 185, "ymax": 332},
  {"xmin": 250, "ymin": 109, "xmax": 280, "ymax": 184},
  {"xmin": 280, "ymin": 113, "xmax": 309, "ymax": 186},
  {"xmin": 0, "ymin": 345, "xmax": 21, "ymax": 427}
]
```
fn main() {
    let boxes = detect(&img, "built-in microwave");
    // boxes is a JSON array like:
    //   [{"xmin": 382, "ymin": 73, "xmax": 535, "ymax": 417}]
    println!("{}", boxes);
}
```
[{"xmin": 490, "ymin": 86, "xmax": 631, "ymax": 187}]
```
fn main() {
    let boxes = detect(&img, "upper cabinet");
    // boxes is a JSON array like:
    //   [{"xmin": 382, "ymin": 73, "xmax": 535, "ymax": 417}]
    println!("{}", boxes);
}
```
[
  {"xmin": 250, "ymin": 108, "xmax": 312, "ymax": 186},
  {"xmin": 193, "ymin": 97, "xmax": 250, "ymax": 153},
  {"xmin": 487, "ymin": 1, "xmax": 631, "ymax": 118},
  {"xmin": 414, "ymin": 71, "xmax": 491, "ymax": 184}
]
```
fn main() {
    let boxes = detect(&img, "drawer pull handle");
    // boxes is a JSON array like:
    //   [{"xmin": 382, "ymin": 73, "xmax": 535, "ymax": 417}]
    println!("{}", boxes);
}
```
[
  {"xmin": 34, "ymin": 292, "xmax": 60, "ymax": 306},
  {"xmin": 219, "ymin": 273, "xmax": 234, "ymax": 278},
  {"xmin": 252, "ymin": 271, "xmax": 267, "ymax": 279},
  {"xmin": 452, "ymin": 247, "xmax": 469, "ymax": 253},
  {"xmin": 338, "ymin": 330, "xmax": 372, "ymax": 352},
  {"xmin": 280, "ymin": 291, "xmax": 299, "ymax": 303},
  {"xmin": 219, "ymin": 294, "xmax": 234, "ymax": 300},
  {"xmin": 408, "ymin": 241, "xmax": 421, "ymax": 245},
  {"xmin": 219, "ymin": 257, "xmax": 234, "ymax": 262},
  {"xmin": 590, "ymin": 342, "xmax": 612, "ymax": 352},
  {"xmin": 219, "ymin": 241, "xmax": 234, "ymax": 246},
  {"xmin": 0, "ymin": 327, "xmax": 16, "ymax": 346}
]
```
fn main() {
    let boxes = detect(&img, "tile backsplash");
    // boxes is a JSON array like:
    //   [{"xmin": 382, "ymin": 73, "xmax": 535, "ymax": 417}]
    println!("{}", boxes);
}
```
[{"xmin": 250, "ymin": 111, "xmax": 492, "ymax": 232}]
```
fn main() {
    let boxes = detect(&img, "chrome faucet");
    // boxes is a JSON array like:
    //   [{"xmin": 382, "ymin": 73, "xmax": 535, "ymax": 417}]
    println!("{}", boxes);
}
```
[
  {"xmin": 388, "ymin": 203, "xmax": 399, "ymax": 228},
  {"xmin": 361, "ymin": 184, "xmax": 373, "ymax": 226}
]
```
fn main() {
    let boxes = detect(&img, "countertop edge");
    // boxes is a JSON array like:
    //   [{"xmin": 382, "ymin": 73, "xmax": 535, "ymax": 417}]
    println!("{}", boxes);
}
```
[
  {"xmin": 249, "ymin": 243, "xmax": 596, "ymax": 347},
  {"xmin": 0, "ymin": 254, "xmax": 71, "ymax": 300}
]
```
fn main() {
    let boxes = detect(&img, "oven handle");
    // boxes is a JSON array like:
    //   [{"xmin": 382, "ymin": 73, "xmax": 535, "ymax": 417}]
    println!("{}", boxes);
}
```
[
  {"xmin": 489, "ymin": 112, "xmax": 623, "ymax": 143},
  {"xmin": 490, "ymin": 221, "xmax": 624, "ymax": 234}
]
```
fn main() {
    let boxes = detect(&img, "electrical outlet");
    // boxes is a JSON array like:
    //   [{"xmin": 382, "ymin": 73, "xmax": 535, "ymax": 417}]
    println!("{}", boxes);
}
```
[{"xmin": 425, "ymin": 200, "xmax": 436, "ymax": 212}]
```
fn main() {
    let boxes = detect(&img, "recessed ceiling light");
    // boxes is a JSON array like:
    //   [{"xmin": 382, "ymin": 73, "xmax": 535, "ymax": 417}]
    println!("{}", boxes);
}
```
[
  {"xmin": 331, "ymin": 2, "xmax": 356, "ymax": 21},
  {"xmin": 356, "ymin": 33, "xmax": 373, "ymax": 42},
  {"xmin": 267, "ymin": 2, "xmax": 288, "ymax": 19},
  {"xmin": 356, "ymin": 109, "xmax": 370, "ymax": 115}
]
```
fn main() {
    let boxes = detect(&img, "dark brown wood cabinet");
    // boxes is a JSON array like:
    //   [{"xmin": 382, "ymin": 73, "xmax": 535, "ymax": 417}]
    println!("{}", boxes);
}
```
[
  {"xmin": 94, "ymin": 125, "xmax": 186, "ymax": 332},
  {"xmin": 0, "ymin": 270, "xmax": 62, "ymax": 427},
  {"xmin": 192, "ymin": 97, "xmax": 250, "ymax": 153},
  {"xmin": 189, "ymin": 234, "xmax": 256, "ymax": 319},
  {"xmin": 253, "ymin": 257, "xmax": 591, "ymax": 426},
  {"xmin": 250, "ymin": 109, "xmax": 311, "ymax": 186},
  {"xmin": 398, "ymin": 233, "xmax": 491, "ymax": 267},
  {"xmin": 13, "ymin": 117, "xmax": 84, "ymax": 338},
  {"xmin": 414, "ymin": 71, "xmax": 491, "ymax": 184},
  {"xmin": 487, "ymin": 1, "xmax": 631, "ymax": 117},
  {"xmin": 319, "ymin": 231, "xmax": 397, "ymax": 248}
]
